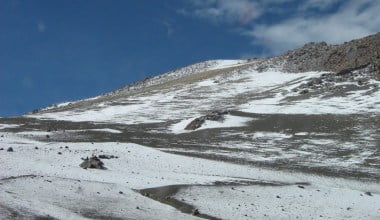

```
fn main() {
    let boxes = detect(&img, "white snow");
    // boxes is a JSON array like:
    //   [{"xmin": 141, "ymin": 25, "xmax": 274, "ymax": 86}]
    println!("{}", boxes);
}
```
[
  {"xmin": 16, "ymin": 131, "xmax": 53, "ymax": 136},
  {"xmin": 252, "ymin": 132, "xmax": 293, "ymax": 139},
  {"xmin": 294, "ymin": 132, "xmax": 309, "ymax": 136},
  {"xmin": 61, "ymin": 128, "xmax": 122, "ymax": 134},
  {"xmin": 29, "ymin": 70, "xmax": 318, "ymax": 124},
  {"xmin": 34, "ymin": 101, "xmax": 164, "ymax": 124},
  {"xmin": 28, "ymin": 68, "xmax": 379, "ymax": 128},
  {"xmin": 174, "ymin": 183, "xmax": 380, "ymax": 220},
  {"xmin": 0, "ymin": 124, "xmax": 20, "ymax": 129},
  {"xmin": 41, "ymin": 95, "xmax": 105, "ymax": 111},
  {"xmin": 103, "ymin": 59, "xmax": 248, "ymax": 97},
  {"xmin": 84, "ymin": 128, "xmax": 122, "ymax": 133},
  {"xmin": 1, "ymin": 132, "xmax": 379, "ymax": 219},
  {"xmin": 241, "ymin": 77, "xmax": 380, "ymax": 115},
  {"xmin": 241, "ymin": 91, "xmax": 380, "ymax": 115},
  {"xmin": 196, "ymin": 79, "xmax": 216, "ymax": 87},
  {"xmin": 57, "ymin": 101, "xmax": 72, "ymax": 107},
  {"xmin": 2, "ymin": 59, "xmax": 380, "ymax": 218},
  {"xmin": 206, "ymin": 59, "xmax": 247, "ymax": 70},
  {"xmin": 170, "ymin": 115, "xmax": 252, "ymax": 134},
  {"xmin": 0, "ymin": 178, "xmax": 197, "ymax": 220},
  {"xmin": 41, "ymin": 101, "xmax": 72, "ymax": 111},
  {"xmin": 202, "ymin": 115, "xmax": 251, "ymax": 129}
]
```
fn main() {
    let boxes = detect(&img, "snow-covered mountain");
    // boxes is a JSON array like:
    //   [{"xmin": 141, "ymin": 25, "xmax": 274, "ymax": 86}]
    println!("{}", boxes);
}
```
[{"xmin": 1, "ymin": 33, "xmax": 379, "ymax": 219}]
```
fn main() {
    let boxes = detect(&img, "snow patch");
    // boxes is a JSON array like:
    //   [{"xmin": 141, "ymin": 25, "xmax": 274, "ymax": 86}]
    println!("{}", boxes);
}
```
[
  {"xmin": 89, "ymin": 128, "xmax": 122, "ymax": 133},
  {"xmin": 253, "ymin": 132, "xmax": 293, "ymax": 139},
  {"xmin": 0, "ymin": 124, "xmax": 20, "ymax": 129},
  {"xmin": 174, "ymin": 184, "xmax": 380, "ymax": 220},
  {"xmin": 241, "ymin": 77, "xmax": 380, "ymax": 115},
  {"xmin": 1, "ymin": 132, "xmax": 379, "ymax": 218},
  {"xmin": 206, "ymin": 59, "xmax": 246, "ymax": 70},
  {"xmin": 294, "ymin": 132, "xmax": 309, "ymax": 136},
  {"xmin": 170, "ymin": 115, "xmax": 252, "ymax": 134}
]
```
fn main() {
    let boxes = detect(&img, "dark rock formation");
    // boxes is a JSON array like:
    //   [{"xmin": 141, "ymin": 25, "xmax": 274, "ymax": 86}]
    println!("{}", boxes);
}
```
[
  {"xmin": 280, "ymin": 32, "xmax": 380, "ymax": 75},
  {"xmin": 185, "ymin": 117, "xmax": 205, "ymax": 130},
  {"xmin": 291, "ymin": 62, "xmax": 377, "ymax": 94},
  {"xmin": 192, "ymin": 208, "xmax": 200, "ymax": 216},
  {"xmin": 80, "ymin": 156, "xmax": 105, "ymax": 169},
  {"xmin": 98, "ymin": 154, "xmax": 118, "ymax": 159},
  {"xmin": 185, "ymin": 110, "xmax": 229, "ymax": 130},
  {"xmin": 205, "ymin": 110, "xmax": 229, "ymax": 121}
]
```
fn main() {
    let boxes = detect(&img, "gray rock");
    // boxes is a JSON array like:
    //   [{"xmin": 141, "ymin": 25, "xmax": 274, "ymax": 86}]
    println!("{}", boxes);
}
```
[
  {"xmin": 98, "ymin": 154, "xmax": 118, "ymax": 159},
  {"xmin": 192, "ymin": 209, "xmax": 200, "ymax": 216},
  {"xmin": 280, "ymin": 33, "xmax": 380, "ymax": 74},
  {"xmin": 185, "ymin": 117, "xmax": 205, "ymax": 130},
  {"xmin": 80, "ymin": 156, "xmax": 105, "ymax": 169},
  {"xmin": 185, "ymin": 110, "xmax": 229, "ymax": 130}
]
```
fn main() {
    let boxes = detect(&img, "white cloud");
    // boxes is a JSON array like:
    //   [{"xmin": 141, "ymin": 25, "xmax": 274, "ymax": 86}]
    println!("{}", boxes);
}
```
[
  {"xmin": 299, "ymin": 0, "xmax": 343, "ymax": 10},
  {"xmin": 249, "ymin": 0, "xmax": 380, "ymax": 54},
  {"xmin": 183, "ymin": 0, "xmax": 380, "ymax": 55},
  {"xmin": 190, "ymin": 0, "xmax": 261, "ymax": 25}
]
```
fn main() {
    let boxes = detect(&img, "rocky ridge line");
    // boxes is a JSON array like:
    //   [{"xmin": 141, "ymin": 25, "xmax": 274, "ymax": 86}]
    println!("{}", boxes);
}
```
[{"xmin": 279, "ymin": 32, "xmax": 380, "ymax": 76}]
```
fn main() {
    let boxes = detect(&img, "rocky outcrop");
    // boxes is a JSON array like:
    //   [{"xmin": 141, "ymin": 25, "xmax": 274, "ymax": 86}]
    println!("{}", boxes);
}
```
[
  {"xmin": 292, "ymin": 63, "xmax": 378, "ymax": 94},
  {"xmin": 185, "ymin": 110, "xmax": 229, "ymax": 130},
  {"xmin": 80, "ymin": 156, "xmax": 105, "ymax": 169},
  {"xmin": 279, "ymin": 32, "xmax": 380, "ymax": 75},
  {"xmin": 185, "ymin": 117, "xmax": 205, "ymax": 130}
]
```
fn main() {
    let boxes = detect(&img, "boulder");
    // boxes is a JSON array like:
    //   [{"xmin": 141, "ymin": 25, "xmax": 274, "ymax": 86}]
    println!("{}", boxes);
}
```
[
  {"xmin": 185, "ymin": 110, "xmax": 229, "ymax": 130},
  {"xmin": 192, "ymin": 209, "xmax": 200, "ymax": 216},
  {"xmin": 185, "ymin": 117, "xmax": 205, "ymax": 130},
  {"xmin": 80, "ymin": 156, "xmax": 105, "ymax": 169},
  {"xmin": 205, "ymin": 110, "xmax": 229, "ymax": 121}
]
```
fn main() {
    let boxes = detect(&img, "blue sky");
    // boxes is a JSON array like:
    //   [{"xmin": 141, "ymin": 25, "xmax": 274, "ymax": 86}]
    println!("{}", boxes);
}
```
[{"xmin": 1, "ymin": 0, "xmax": 379, "ymax": 116}]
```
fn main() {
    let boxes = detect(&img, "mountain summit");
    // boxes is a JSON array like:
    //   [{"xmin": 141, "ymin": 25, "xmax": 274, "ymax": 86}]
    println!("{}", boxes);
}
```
[{"xmin": 1, "ymin": 33, "xmax": 379, "ymax": 219}]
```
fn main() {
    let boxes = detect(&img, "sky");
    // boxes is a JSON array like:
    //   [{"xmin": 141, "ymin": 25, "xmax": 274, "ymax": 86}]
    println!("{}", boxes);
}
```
[{"xmin": 1, "ymin": 0, "xmax": 379, "ymax": 117}]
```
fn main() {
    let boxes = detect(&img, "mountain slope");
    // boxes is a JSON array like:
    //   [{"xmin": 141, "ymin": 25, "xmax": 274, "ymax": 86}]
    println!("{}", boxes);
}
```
[
  {"xmin": 31, "ymin": 33, "xmax": 380, "ymax": 121},
  {"xmin": 1, "ymin": 33, "xmax": 379, "ymax": 219}
]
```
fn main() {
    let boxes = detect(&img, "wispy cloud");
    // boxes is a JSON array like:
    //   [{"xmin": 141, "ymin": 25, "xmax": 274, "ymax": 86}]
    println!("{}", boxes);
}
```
[
  {"xmin": 182, "ymin": 0, "xmax": 380, "ymax": 55},
  {"xmin": 188, "ymin": 0, "xmax": 261, "ymax": 25},
  {"xmin": 161, "ymin": 20, "xmax": 174, "ymax": 37},
  {"xmin": 298, "ymin": 0, "xmax": 343, "ymax": 10},
  {"xmin": 37, "ymin": 22, "xmax": 46, "ymax": 33},
  {"xmin": 249, "ymin": 0, "xmax": 380, "ymax": 54}
]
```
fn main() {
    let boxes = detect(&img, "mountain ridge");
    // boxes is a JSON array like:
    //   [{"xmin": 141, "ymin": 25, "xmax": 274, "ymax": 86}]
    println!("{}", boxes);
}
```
[
  {"xmin": 33, "ymin": 32, "xmax": 380, "ymax": 114},
  {"xmin": 280, "ymin": 32, "xmax": 380, "ymax": 73}
]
